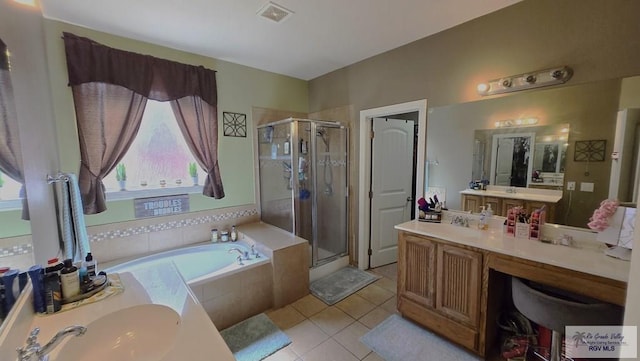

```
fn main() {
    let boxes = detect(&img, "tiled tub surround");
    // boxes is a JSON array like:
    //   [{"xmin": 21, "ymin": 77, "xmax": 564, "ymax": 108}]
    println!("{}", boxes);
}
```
[
  {"xmin": 0, "ymin": 205, "xmax": 259, "ymax": 269},
  {"xmin": 102, "ymin": 221, "xmax": 310, "ymax": 330}
]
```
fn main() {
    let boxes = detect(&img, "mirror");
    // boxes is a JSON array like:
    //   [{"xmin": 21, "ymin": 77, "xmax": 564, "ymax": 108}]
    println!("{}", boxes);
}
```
[
  {"xmin": 0, "ymin": 37, "xmax": 31, "ymax": 324},
  {"xmin": 427, "ymin": 76, "xmax": 640, "ymax": 227},
  {"xmin": 473, "ymin": 124, "xmax": 569, "ymax": 189}
]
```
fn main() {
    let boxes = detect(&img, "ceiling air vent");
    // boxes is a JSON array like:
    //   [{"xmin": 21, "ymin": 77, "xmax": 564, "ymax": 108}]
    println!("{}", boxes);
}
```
[{"xmin": 257, "ymin": 1, "xmax": 294, "ymax": 23}]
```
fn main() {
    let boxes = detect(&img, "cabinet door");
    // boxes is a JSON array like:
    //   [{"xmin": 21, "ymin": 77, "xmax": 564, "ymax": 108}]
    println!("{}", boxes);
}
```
[
  {"xmin": 399, "ymin": 234, "xmax": 436, "ymax": 308},
  {"xmin": 462, "ymin": 195, "xmax": 481, "ymax": 213},
  {"xmin": 436, "ymin": 244, "xmax": 482, "ymax": 327},
  {"xmin": 484, "ymin": 197, "xmax": 502, "ymax": 216},
  {"xmin": 502, "ymin": 198, "xmax": 524, "ymax": 215}
]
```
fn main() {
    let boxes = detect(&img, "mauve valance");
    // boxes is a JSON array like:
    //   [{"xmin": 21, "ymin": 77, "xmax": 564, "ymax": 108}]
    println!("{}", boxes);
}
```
[{"xmin": 62, "ymin": 32, "xmax": 217, "ymax": 106}]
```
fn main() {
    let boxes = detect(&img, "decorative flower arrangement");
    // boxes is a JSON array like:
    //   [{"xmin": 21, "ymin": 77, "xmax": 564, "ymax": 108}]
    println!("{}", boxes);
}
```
[{"xmin": 587, "ymin": 199, "xmax": 619, "ymax": 231}]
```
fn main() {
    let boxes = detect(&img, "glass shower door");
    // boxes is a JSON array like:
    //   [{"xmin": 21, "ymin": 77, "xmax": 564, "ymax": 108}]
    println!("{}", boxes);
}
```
[
  {"xmin": 258, "ymin": 123, "xmax": 294, "ymax": 232},
  {"xmin": 313, "ymin": 124, "xmax": 348, "ymax": 265}
]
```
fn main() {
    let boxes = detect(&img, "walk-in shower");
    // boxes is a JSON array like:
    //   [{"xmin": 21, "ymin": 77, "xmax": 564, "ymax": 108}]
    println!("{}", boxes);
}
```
[{"xmin": 257, "ymin": 118, "xmax": 348, "ymax": 267}]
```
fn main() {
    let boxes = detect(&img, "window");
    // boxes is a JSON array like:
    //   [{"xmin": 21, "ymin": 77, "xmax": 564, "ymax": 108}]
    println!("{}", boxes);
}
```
[
  {"xmin": 0, "ymin": 171, "xmax": 21, "ymax": 201},
  {"xmin": 102, "ymin": 100, "xmax": 204, "ymax": 193}
]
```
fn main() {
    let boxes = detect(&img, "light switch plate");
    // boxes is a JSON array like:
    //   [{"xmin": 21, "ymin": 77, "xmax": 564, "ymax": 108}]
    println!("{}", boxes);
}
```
[
  {"xmin": 580, "ymin": 182, "xmax": 594, "ymax": 192},
  {"xmin": 567, "ymin": 181, "xmax": 576, "ymax": 190}
]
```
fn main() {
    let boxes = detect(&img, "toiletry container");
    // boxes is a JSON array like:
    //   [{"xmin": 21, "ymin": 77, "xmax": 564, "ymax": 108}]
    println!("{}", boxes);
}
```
[
  {"xmin": 84, "ymin": 252, "xmax": 97, "ymax": 278},
  {"xmin": 284, "ymin": 134, "xmax": 290, "ymax": 155},
  {"xmin": 211, "ymin": 228, "xmax": 219, "ymax": 242},
  {"xmin": 1, "ymin": 269, "xmax": 19, "ymax": 316},
  {"xmin": 28, "ymin": 265, "xmax": 46, "ymax": 314},
  {"xmin": 60, "ymin": 259, "xmax": 80, "ymax": 299},
  {"xmin": 478, "ymin": 206, "xmax": 488, "ymax": 230},
  {"xmin": 0, "ymin": 267, "xmax": 8, "ymax": 318},
  {"xmin": 221, "ymin": 230, "xmax": 230, "ymax": 242},
  {"xmin": 231, "ymin": 225, "xmax": 237, "ymax": 241},
  {"xmin": 44, "ymin": 259, "xmax": 63, "ymax": 313},
  {"xmin": 485, "ymin": 204, "xmax": 494, "ymax": 227}
]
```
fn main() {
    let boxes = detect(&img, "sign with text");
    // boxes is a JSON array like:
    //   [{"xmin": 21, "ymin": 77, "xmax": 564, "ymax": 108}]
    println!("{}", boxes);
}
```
[
  {"xmin": 566, "ymin": 326, "xmax": 637, "ymax": 359},
  {"xmin": 134, "ymin": 194, "xmax": 189, "ymax": 218}
]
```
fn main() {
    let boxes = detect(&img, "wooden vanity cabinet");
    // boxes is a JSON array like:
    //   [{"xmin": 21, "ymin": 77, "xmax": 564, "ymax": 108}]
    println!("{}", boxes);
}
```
[
  {"xmin": 462, "ymin": 194, "xmax": 482, "ymax": 214},
  {"xmin": 398, "ymin": 232, "xmax": 483, "ymax": 354},
  {"xmin": 501, "ymin": 198, "xmax": 524, "ymax": 215}
]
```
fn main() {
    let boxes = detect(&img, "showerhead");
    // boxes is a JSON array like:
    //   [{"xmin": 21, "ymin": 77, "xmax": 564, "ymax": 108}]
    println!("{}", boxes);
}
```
[{"xmin": 317, "ymin": 128, "xmax": 329, "ymax": 147}]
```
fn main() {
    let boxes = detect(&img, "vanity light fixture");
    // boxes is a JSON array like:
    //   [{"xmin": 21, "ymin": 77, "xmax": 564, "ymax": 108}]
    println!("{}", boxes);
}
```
[
  {"xmin": 12, "ymin": 0, "xmax": 37, "ymax": 7},
  {"xmin": 477, "ymin": 66, "xmax": 573, "ymax": 96},
  {"xmin": 494, "ymin": 117, "xmax": 538, "ymax": 128}
]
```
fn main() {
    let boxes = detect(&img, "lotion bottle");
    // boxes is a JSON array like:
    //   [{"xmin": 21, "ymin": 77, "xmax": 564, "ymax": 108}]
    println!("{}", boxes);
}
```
[
  {"xmin": 60, "ymin": 259, "xmax": 80, "ymax": 299},
  {"xmin": 485, "ymin": 204, "xmax": 494, "ymax": 223}
]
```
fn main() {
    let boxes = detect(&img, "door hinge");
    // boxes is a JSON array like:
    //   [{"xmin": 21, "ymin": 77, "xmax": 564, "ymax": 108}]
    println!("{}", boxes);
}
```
[
  {"xmin": 368, "ymin": 248, "xmax": 372, "ymax": 256},
  {"xmin": 369, "ymin": 190, "xmax": 373, "ymax": 199},
  {"xmin": 370, "ymin": 129, "xmax": 375, "ymax": 139}
]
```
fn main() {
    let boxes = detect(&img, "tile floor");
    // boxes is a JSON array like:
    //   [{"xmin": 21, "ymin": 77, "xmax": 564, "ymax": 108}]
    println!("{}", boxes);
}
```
[{"xmin": 265, "ymin": 263, "xmax": 398, "ymax": 361}]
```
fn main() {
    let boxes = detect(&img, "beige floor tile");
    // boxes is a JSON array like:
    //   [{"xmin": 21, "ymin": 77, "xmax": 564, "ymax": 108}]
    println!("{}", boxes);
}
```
[
  {"xmin": 362, "ymin": 351, "xmax": 385, "ymax": 361},
  {"xmin": 356, "ymin": 284, "xmax": 394, "ymax": 306},
  {"xmin": 370, "ymin": 263, "xmax": 397, "ymax": 280},
  {"xmin": 380, "ymin": 295, "xmax": 399, "ymax": 314},
  {"xmin": 267, "ymin": 305, "xmax": 306, "ymax": 330},
  {"xmin": 374, "ymin": 277, "xmax": 397, "ymax": 294},
  {"xmin": 359, "ymin": 307, "xmax": 392, "ymax": 330},
  {"xmin": 263, "ymin": 344, "xmax": 299, "ymax": 361},
  {"xmin": 285, "ymin": 320, "xmax": 329, "ymax": 357},
  {"xmin": 335, "ymin": 294, "xmax": 376, "ymax": 320},
  {"xmin": 332, "ymin": 321, "xmax": 372, "ymax": 360},
  {"xmin": 309, "ymin": 306, "xmax": 355, "ymax": 336},
  {"xmin": 301, "ymin": 338, "xmax": 359, "ymax": 361},
  {"xmin": 291, "ymin": 294, "xmax": 328, "ymax": 317}
]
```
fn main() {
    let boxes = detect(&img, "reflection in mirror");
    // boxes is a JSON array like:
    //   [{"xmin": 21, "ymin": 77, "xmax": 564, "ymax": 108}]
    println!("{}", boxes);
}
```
[
  {"xmin": 473, "ymin": 124, "xmax": 569, "ymax": 190},
  {"xmin": 0, "ymin": 38, "xmax": 32, "ymax": 325},
  {"xmin": 427, "ymin": 76, "xmax": 636, "ymax": 227}
]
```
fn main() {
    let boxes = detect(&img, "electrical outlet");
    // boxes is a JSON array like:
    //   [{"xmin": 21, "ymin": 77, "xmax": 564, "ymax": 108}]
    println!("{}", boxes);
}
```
[{"xmin": 567, "ymin": 181, "xmax": 576, "ymax": 191}]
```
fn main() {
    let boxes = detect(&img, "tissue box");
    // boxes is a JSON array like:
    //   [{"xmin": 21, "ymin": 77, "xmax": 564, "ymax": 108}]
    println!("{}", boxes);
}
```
[
  {"xmin": 515, "ymin": 223, "xmax": 529, "ymax": 238},
  {"xmin": 597, "ymin": 206, "xmax": 636, "ymax": 249}
]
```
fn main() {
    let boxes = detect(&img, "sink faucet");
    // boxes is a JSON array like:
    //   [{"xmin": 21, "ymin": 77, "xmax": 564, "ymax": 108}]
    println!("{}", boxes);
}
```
[
  {"xmin": 17, "ymin": 326, "xmax": 87, "ymax": 361},
  {"xmin": 228, "ymin": 247, "xmax": 249, "ymax": 260}
]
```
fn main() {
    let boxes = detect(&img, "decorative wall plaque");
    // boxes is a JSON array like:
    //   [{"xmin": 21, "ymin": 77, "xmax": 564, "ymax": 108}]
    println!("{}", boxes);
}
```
[
  {"xmin": 223, "ymin": 112, "xmax": 247, "ymax": 137},
  {"xmin": 574, "ymin": 140, "xmax": 606, "ymax": 162},
  {"xmin": 134, "ymin": 194, "xmax": 189, "ymax": 218}
]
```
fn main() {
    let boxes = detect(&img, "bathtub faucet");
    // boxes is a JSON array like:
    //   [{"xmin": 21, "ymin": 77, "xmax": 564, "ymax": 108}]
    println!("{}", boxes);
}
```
[{"xmin": 228, "ymin": 247, "xmax": 249, "ymax": 260}]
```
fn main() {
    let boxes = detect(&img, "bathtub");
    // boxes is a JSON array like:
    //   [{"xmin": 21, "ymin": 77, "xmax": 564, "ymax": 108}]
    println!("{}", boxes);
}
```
[{"xmin": 106, "ymin": 242, "xmax": 270, "ymax": 287}]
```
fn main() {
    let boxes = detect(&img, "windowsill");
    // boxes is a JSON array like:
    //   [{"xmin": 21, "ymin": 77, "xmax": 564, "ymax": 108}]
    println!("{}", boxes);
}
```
[
  {"xmin": 0, "ymin": 199, "xmax": 23, "ymax": 211},
  {"xmin": 0, "ymin": 186, "xmax": 204, "ymax": 211},
  {"xmin": 105, "ymin": 185, "xmax": 203, "ymax": 201}
]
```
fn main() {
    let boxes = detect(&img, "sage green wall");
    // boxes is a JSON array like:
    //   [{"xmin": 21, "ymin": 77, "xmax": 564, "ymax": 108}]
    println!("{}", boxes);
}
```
[{"xmin": 42, "ymin": 20, "xmax": 308, "ymax": 226}]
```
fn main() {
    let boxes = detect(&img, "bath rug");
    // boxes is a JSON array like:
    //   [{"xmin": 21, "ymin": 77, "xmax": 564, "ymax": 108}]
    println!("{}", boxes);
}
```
[
  {"xmin": 361, "ymin": 314, "xmax": 482, "ymax": 361},
  {"xmin": 310, "ymin": 266, "xmax": 380, "ymax": 305},
  {"xmin": 220, "ymin": 313, "xmax": 291, "ymax": 361}
]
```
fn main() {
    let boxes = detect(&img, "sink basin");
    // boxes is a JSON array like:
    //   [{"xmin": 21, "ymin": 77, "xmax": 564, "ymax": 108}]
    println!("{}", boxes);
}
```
[{"xmin": 57, "ymin": 304, "xmax": 181, "ymax": 361}]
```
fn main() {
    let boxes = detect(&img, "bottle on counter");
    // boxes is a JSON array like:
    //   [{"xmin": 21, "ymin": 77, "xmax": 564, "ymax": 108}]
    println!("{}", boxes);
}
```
[
  {"xmin": 28, "ymin": 265, "xmax": 46, "ymax": 314},
  {"xmin": 211, "ymin": 228, "xmax": 219, "ymax": 243},
  {"xmin": 231, "ymin": 225, "xmax": 238, "ymax": 242},
  {"xmin": 60, "ymin": 259, "xmax": 80, "ymax": 300},
  {"xmin": 84, "ymin": 252, "xmax": 97, "ymax": 278},
  {"xmin": 283, "ymin": 134, "xmax": 291, "ymax": 155},
  {"xmin": 44, "ymin": 259, "xmax": 63, "ymax": 313}
]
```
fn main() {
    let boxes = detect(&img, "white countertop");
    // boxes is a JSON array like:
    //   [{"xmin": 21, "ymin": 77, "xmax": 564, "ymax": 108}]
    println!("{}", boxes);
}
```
[
  {"xmin": 24, "ymin": 262, "xmax": 235, "ymax": 361},
  {"xmin": 460, "ymin": 188, "xmax": 563, "ymax": 203},
  {"xmin": 395, "ymin": 220, "xmax": 630, "ymax": 283}
]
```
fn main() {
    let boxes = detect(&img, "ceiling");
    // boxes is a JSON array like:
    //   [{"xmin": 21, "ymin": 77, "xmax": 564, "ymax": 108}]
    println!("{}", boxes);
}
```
[{"xmin": 40, "ymin": 0, "xmax": 520, "ymax": 80}]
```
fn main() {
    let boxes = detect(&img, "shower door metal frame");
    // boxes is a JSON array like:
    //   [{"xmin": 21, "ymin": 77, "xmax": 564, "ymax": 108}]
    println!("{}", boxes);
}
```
[{"xmin": 257, "ymin": 118, "xmax": 349, "ymax": 268}]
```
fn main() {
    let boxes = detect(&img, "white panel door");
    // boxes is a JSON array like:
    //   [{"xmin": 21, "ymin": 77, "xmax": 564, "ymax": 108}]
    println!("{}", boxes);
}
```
[
  {"xmin": 495, "ymin": 138, "xmax": 514, "ymax": 185},
  {"xmin": 370, "ymin": 117, "xmax": 415, "ymax": 268}
]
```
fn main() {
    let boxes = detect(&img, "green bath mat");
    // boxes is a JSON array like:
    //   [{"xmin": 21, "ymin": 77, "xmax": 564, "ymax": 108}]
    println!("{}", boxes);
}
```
[
  {"xmin": 220, "ymin": 313, "xmax": 291, "ymax": 361},
  {"xmin": 310, "ymin": 266, "xmax": 380, "ymax": 305},
  {"xmin": 361, "ymin": 314, "xmax": 482, "ymax": 361}
]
